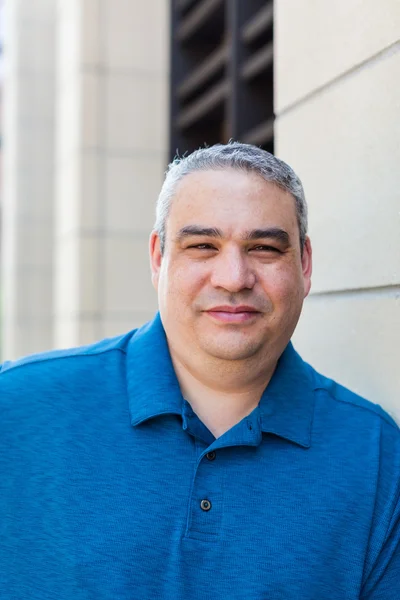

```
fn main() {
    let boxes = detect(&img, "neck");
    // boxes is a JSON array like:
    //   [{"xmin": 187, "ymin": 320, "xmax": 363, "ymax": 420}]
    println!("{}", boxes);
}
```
[{"xmin": 170, "ymin": 350, "xmax": 277, "ymax": 439}]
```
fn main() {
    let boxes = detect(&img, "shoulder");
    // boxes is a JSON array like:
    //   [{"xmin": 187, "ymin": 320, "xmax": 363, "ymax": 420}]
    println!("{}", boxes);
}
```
[
  {"xmin": 309, "ymin": 364, "xmax": 400, "ymax": 435},
  {"xmin": 0, "ymin": 329, "xmax": 138, "ymax": 388},
  {"xmin": 0, "ymin": 330, "xmax": 140, "ymax": 435},
  {"xmin": 306, "ymin": 364, "xmax": 400, "ymax": 519}
]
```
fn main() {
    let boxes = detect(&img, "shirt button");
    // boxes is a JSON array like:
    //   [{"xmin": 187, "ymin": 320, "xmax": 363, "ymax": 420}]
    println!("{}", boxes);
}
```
[
  {"xmin": 200, "ymin": 499, "xmax": 212, "ymax": 512},
  {"xmin": 206, "ymin": 451, "xmax": 216, "ymax": 461}
]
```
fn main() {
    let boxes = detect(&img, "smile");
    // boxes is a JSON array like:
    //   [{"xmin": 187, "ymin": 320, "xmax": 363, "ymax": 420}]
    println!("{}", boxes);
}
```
[{"xmin": 205, "ymin": 306, "xmax": 260, "ymax": 324}]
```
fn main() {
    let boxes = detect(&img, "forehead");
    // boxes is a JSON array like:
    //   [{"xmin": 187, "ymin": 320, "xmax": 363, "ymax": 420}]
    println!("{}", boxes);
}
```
[{"xmin": 168, "ymin": 168, "xmax": 298, "ymax": 234}]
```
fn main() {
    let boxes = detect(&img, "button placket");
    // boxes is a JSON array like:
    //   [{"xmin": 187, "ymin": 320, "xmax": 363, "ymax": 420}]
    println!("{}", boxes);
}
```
[{"xmin": 185, "ymin": 450, "xmax": 224, "ymax": 539}]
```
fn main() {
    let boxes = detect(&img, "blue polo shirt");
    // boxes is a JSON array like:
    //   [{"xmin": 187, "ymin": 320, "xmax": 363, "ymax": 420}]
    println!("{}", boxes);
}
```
[{"xmin": 1, "ymin": 313, "xmax": 400, "ymax": 599}]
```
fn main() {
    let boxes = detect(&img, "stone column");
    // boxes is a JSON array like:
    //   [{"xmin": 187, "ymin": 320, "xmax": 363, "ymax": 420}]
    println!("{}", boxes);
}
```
[
  {"xmin": 1, "ymin": 0, "xmax": 56, "ymax": 359},
  {"xmin": 54, "ymin": 0, "xmax": 169, "ymax": 348}
]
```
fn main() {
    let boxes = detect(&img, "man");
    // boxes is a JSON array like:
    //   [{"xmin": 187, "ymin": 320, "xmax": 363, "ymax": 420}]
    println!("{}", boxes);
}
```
[{"xmin": 1, "ymin": 142, "xmax": 399, "ymax": 599}]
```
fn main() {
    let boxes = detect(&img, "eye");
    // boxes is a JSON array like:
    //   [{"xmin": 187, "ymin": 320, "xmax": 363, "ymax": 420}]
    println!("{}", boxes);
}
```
[
  {"xmin": 188, "ymin": 243, "xmax": 216, "ymax": 250},
  {"xmin": 251, "ymin": 245, "xmax": 281, "ymax": 253}
]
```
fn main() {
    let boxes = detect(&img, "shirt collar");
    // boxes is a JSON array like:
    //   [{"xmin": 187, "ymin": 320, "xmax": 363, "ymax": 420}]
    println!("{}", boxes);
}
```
[
  {"xmin": 126, "ymin": 313, "xmax": 315, "ymax": 448},
  {"xmin": 258, "ymin": 343, "xmax": 315, "ymax": 448},
  {"xmin": 127, "ymin": 313, "xmax": 183, "ymax": 426}
]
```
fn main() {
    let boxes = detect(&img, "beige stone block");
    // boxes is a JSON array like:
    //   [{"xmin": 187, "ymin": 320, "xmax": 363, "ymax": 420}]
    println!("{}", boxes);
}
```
[
  {"xmin": 78, "ymin": 235, "xmax": 102, "ymax": 313},
  {"xmin": 54, "ymin": 317, "xmax": 79, "ymax": 350},
  {"xmin": 81, "ymin": 71, "xmax": 101, "ymax": 149},
  {"xmin": 275, "ymin": 0, "xmax": 400, "ymax": 112},
  {"xmin": 104, "ymin": 235, "xmax": 158, "ymax": 313},
  {"xmin": 101, "ymin": 320, "xmax": 134, "ymax": 339},
  {"xmin": 102, "ymin": 0, "xmax": 169, "ymax": 73},
  {"xmin": 57, "ymin": 53, "xmax": 100, "ymax": 158},
  {"xmin": 77, "ymin": 315, "xmax": 102, "ymax": 346},
  {"xmin": 105, "ymin": 72, "xmax": 168, "ymax": 153},
  {"xmin": 1, "ymin": 79, "xmax": 18, "ymax": 168},
  {"xmin": 56, "ymin": 1, "xmax": 80, "ymax": 87},
  {"xmin": 54, "ymin": 234, "xmax": 103, "ymax": 317},
  {"xmin": 56, "ymin": 85, "xmax": 80, "ymax": 165},
  {"xmin": 14, "ymin": 118, "xmax": 54, "ymax": 172},
  {"xmin": 11, "ymin": 322, "xmax": 54, "ymax": 361},
  {"xmin": 18, "ymin": 0, "xmax": 56, "ymax": 21},
  {"xmin": 3, "ymin": 0, "xmax": 17, "ymax": 43},
  {"xmin": 293, "ymin": 289, "xmax": 400, "ymax": 422},
  {"xmin": 275, "ymin": 49, "xmax": 400, "ymax": 293},
  {"xmin": 1, "ymin": 319, "xmax": 16, "ymax": 362},
  {"xmin": 55, "ymin": 156, "xmax": 80, "ymax": 236},
  {"xmin": 104, "ymin": 153, "xmax": 165, "ymax": 233},
  {"xmin": 17, "ymin": 74, "xmax": 55, "ymax": 125},
  {"xmin": 1, "ymin": 255, "xmax": 17, "ymax": 325},
  {"xmin": 54, "ymin": 236, "xmax": 80, "ymax": 317},
  {"xmin": 101, "ymin": 312, "xmax": 154, "ymax": 339},
  {"xmin": 16, "ymin": 18, "xmax": 55, "ymax": 75},
  {"xmin": 14, "ymin": 268, "xmax": 53, "ymax": 320},
  {"xmin": 81, "ymin": 0, "xmax": 101, "ymax": 67},
  {"xmin": 80, "ymin": 151, "xmax": 102, "ymax": 230},
  {"xmin": 14, "ymin": 225, "xmax": 53, "ymax": 269},
  {"xmin": 12, "ymin": 165, "xmax": 54, "ymax": 224},
  {"xmin": 49, "ymin": 149, "xmax": 98, "ymax": 234},
  {"xmin": 57, "ymin": 0, "xmax": 78, "ymax": 20}
]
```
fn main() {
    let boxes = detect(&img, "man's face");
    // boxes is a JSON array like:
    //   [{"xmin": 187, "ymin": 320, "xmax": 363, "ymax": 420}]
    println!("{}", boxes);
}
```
[{"xmin": 150, "ymin": 169, "xmax": 312, "ymax": 364}]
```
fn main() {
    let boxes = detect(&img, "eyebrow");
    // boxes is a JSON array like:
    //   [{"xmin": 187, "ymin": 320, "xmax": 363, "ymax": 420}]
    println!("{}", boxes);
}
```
[
  {"xmin": 243, "ymin": 228, "xmax": 290, "ymax": 246},
  {"xmin": 176, "ymin": 225, "xmax": 290, "ymax": 246},
  {"xmin": 175, "ymin": 226, "xmax": 223, "ymax": 240}
]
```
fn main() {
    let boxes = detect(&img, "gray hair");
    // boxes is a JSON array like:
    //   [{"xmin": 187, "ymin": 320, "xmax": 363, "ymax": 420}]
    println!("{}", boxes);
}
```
[{"xmin": 154, "ymin": 141, "xmax": 308, "ymax": 253}]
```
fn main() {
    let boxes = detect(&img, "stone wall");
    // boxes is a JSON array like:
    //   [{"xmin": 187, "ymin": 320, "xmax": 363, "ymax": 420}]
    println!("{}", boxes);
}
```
[{"xmin": 275, "ymin": 0, "xmax": 400, "ymax": 419}]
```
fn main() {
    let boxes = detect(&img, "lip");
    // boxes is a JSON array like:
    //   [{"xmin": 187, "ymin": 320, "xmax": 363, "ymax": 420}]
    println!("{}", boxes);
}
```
[
  {"xmin": 205, "ymin": 306, "xmax": 261, "ymax": 323},
  {"xmin": 207, "ymin": 305, "xmax": 258, "ymax": 313}
]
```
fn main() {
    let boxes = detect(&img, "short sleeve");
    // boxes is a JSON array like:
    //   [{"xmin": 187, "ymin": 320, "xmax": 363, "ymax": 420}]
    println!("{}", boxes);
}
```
[
  {"xmin": 361, "ymin": 499, "xmax": 400, "ymax": 598},
  {"xmin": 361, "ymin": 420, "xmax": 400, "ymax": 599}
]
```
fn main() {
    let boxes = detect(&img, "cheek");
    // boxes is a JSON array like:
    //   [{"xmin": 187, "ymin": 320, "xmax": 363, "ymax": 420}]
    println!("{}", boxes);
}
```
[
  {"xmin": 161, "ymin": 259, "xmax": 208, "ymax": 303},
  {"xmin": 261, "ymin": 265, "xmax": 303, "ymax": 304}
]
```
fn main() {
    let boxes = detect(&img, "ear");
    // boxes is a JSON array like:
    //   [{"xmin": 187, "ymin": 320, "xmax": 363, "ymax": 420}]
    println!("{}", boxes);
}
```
[
  {"xmin": 149, "ymin": 230, "xmax": 162, "ymax": 291},
  {"xmin": 301, "ymin": 236, "xmax": 312, "ymax": 298}
]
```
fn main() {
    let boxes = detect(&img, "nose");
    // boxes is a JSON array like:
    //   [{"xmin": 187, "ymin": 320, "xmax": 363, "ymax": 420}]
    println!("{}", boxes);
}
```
[{"xmin": 210, "ymin": 247, "xmax": 256, "ymax": 292}]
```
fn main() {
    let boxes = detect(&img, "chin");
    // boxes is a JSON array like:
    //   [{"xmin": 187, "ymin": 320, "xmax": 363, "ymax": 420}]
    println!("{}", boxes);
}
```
[
  {"xmin": 199, "ymin": 338, "xmax": 263, "ymax": 361},
  {"xmin": 204, "ymin": 348, "xmax": 260, "ymax": 361}
]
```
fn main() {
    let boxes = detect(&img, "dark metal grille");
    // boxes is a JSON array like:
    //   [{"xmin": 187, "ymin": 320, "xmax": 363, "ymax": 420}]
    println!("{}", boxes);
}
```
[{"xmin": 170, "ymin": 0, "xmax": 274, "ymax": 158}]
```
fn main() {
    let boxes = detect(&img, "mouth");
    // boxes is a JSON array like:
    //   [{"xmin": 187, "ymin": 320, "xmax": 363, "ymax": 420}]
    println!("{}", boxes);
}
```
[{"xmin": 204, "ymin": 306, "xmax": 261, "ymax": 324}]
